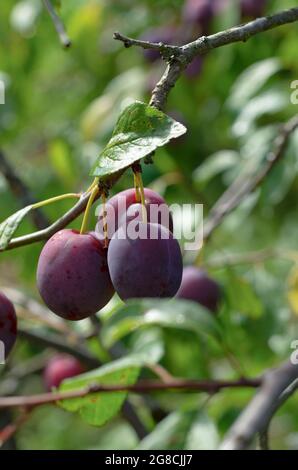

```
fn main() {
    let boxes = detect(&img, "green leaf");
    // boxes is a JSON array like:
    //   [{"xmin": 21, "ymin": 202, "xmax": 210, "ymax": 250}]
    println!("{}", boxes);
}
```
[
  {"xmin": 59, "ymin": 356, "xmax": 141, "ymax": 426},
  {"xmin": 58, "ymin": 336, "xmax": 162, "ymax": 426},
  {"xmin": 185, "ymin": 411, "xmax": 219, "ymax": 450},
  {"xmin": 101, "ymin": 298, "xmax": 220, "ymax": 348},
  {"xmin": 193, "ymin": 150, "xmax": 238, "ymax": 188},
  {"xmin": 227, "ymin": 58, "xmax": 281, "ymax": 111},
  {"xmin": 0, "ymin": 205, "xmax": 33, "ymax": 250},
  {"xmin": 91, "ymin": 101, "xmax": 186, "ymax": 178},
  {"xmin": 232, "ymin": 89, "xmax": 287, "ymax": 137}
]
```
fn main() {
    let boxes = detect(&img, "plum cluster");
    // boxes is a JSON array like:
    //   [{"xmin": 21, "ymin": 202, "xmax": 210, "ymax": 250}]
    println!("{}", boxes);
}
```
[
  {"xmin": 103, "ymin": 188, "xmax": 182, "ymax": 300},
  {"xmin": 1, "ymin": 185, "xmax": 222, "ymax": 367},
  {"xmin": 37, "ymin": 188, "xmax": 183, "ymax": 320}
]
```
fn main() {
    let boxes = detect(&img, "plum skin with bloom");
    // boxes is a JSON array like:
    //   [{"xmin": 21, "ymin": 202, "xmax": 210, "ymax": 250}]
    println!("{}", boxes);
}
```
[
  {"xmin": 96, "ymin": 187, "xmax": 173, "ymax": 240},
  {"xmin": 107, "ymin": 222, "xmax": 183, "ymax": 300},
  {"xmin": 37, "ymin": 229, "xmax": 114, "ymax": 321},
  {"xmin": 43, "ymin": 354, "xmax": 84, "ymax": 390},
  {"xmin": 0, "ymin": 292, "xmax": 17, "ymax": 359},
  {"xmin": 176, "ymin": 266, "xmax": 221, "ymax": 313}
]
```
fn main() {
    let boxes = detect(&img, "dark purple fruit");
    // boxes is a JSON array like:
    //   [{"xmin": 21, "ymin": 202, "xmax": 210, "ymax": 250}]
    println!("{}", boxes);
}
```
[
  {"xmin": 37, "ymin": 229, "xmax": 114, "ymax": 321},
  {"xmin": 0, "ymin": 292, "xmax": 17, "ymax": 359},
  {"xmin": 107, "ymin": 222, "xmax": 182, "ymax": 300},
  {"xmin": 240, "ymin": 0, "xmax": 266, "ymax": 18},
  {"xmin": 176, "ymin": 267, "xmax": 221, "ymax": 313},
  {"xmin": 185, "ymin": 55, "xmax": 204, "ymax": 79},
  {"xmin": 183, "ymin": 0, "xmax": 215, "ymax": 34},
  {"xmin": 44, "ymin": 354, "xmax": 84, "ymax": 390}
]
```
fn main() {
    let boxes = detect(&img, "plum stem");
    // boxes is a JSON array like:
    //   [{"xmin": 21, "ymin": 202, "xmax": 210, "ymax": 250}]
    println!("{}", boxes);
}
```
[
  {"xmin": 133, "ymin": 173, "xmax": 141, "ymax": 203},
  {"xmin": 135, "ymin": 171, "xmax": 147, "ymax": 224},
  {"xmin": 80, "ymin": 185, "xmax": 100, "ymax": 234},
  {"xmin": 32, "ymin": 193, "xmax": 80, "ymax": 210},
  {"xmin": 101, "ymin": 192, "xmax": 108, "ymax": 248},
  {"xmin": 85, "ymin": 177, "xmax": 99, "ymax": 194}
]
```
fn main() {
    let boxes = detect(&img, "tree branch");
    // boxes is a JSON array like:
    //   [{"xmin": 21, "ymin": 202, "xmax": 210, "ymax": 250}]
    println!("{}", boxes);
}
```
[
  {"xmin": 220, "ymin": 360, "xmax": 298, "ymax": 450},
  {"xmin": 42, "ymin": 0, "xmax": 71, "ymax": 48},
  {"xmin": 0, "ymin": 377, "xmax": 261, "ymax": 409},
  {"xmin": 258, "ymin": 378, "xmax": 298, "ymax": 450},
  {"xmin": 115, "ymin": 8, "xmax": 298, "ymax": 110}
]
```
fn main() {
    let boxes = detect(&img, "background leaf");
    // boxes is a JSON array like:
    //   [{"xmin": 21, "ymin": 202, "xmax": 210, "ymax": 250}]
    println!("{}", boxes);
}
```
[
  {"xmin": 227, "ymin": 58, "xmax": 282, "ymax": 111},
  {"xmin": 224, "ymin": 271, "xmax": 263, "ymax": 318},
  {"xmin": 185, "ymin": 411, "xmax": 219, "ymax": 450},
  {"xmin": 101, "ymin": 298, "xmax": 220, "ymax": 348}
]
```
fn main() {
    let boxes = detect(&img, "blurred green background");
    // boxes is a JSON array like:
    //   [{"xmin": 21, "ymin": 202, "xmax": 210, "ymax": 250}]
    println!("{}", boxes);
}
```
[{"xmin": 0, "ymin": 0, "xmax": 298, "ymax": 450}]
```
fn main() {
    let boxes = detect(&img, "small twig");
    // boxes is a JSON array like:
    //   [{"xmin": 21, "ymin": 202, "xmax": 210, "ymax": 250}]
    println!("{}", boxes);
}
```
[
  {"xmin": 42, "ymin": 0, "xmax": 71, "ymax": 48},
  {"xmin": 0, "ymin": 377, "xmax": 261, "ymax": 409},
  {"xmin": 114, "ymin": 9, "xmax": 298, "ymax": 57},
  {"xmin": 113, "ymin": 32, "xmax": 178, "ymax": 56},
  {"xmin": 0, "ymin": 410, "xmax": 30, "ymax": 448}
]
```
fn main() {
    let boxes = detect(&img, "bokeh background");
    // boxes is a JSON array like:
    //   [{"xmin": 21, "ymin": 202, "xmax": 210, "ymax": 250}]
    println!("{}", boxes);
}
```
[{"xmin": 0, "ymin": 0, "xmax": 298, "ymax": 450}]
